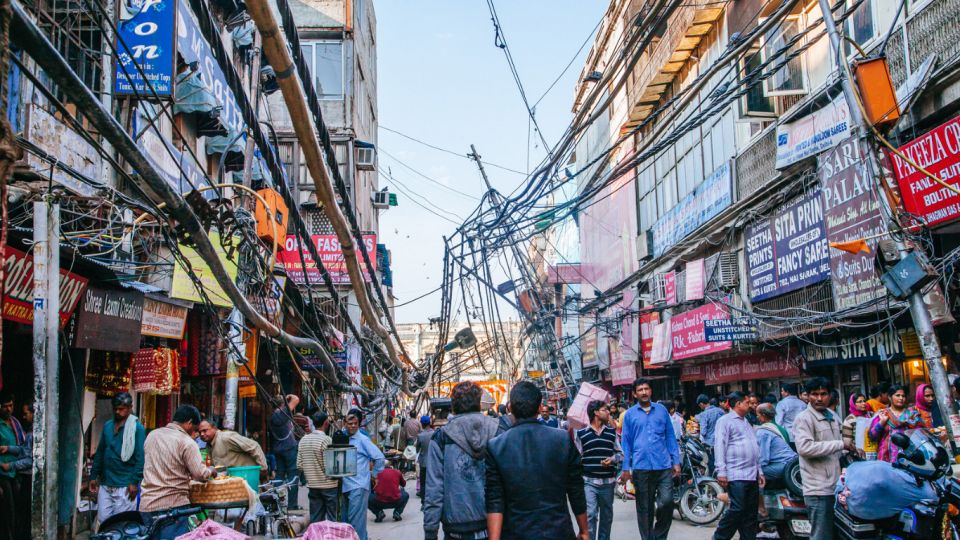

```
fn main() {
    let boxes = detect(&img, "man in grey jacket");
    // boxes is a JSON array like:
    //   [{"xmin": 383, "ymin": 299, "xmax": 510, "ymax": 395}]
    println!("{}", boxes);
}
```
[
  {"xmin": 793, "ymin": 377, "xmax": 858, "ymax": 540},
  {"xmin": 424, "ymin": 381, "xmax": 499, "ymax": 540}
]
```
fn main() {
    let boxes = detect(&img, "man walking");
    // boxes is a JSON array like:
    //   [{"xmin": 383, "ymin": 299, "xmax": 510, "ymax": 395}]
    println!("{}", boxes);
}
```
[
  {"xmin": 538, "ymin": 404, "xmax": 559, "ymax": 428},
  {"xmin": 424, "ymin": 381, "xmax": 499, "ymax": 540},
  {"xmin": 140, "ymin": 405, "xmax": 217, "ymax": 537},
  {"xmin": 794, "ymin": 378, "xmax": 856, "ymax": 540},
  {"xmin": 485, "ymin": 381, "xmax": 588, "ymax": 540},
  {"xmin": 368, "ymin": 459, "xmax": 408, "ymax": 522},
  {"xmin": 269, "ymin": 395, "xmax": 302, "ymax": 509},
  {"xmin": 403, "ymin": 410, "xmax": 422, "ymax": 446},
  {"xmin": 342, "ymin": 409, "xmax": 384, "ymax": 540},
  {"xmin": 695, "ymin": 394, "xmax": 724, "ymax": 473},
  {"xmin": 89, "ymin": 392, "xmax": 146, "ymax": 525},
  {"xmin": 297, "ymin": 412, "xmax": 338, "ymax": 524},
  {"xmin": 775, "ymin": 383, "xmax": 806, "ymax": 437},
  {"xmin": 198, "ymin": 419, "xmax": 267, "ymax": 472},
  {"xmin": 0, "ymin": 391, "xmax": 23, "ymax": 540},
  {"xmin": 713, "ymin": 392, "xmax": 763, "ymax": 540},
  {"xmin": 575, "ymin": 400, "xmax": 622, "ymax": 540},
  {"xmin": 415, "ymin": 415, "xmax": 433, "ymax": 498},
  {"xmin": 619, "ymin": 378, "xmax": 680, "ymax": 540}
]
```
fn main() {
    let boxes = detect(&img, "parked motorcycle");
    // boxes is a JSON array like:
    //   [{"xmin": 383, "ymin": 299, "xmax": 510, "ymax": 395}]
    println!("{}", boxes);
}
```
[
  {"xmin": 835, "ymin": 428, "xmax": 960, "ymax": 540},
  {"xmin": 759, "ymin": 457, "xmax": 810, "ymax": 539},
  {"xmin": 674, "ymin": 435, "xmax": 727, "ymax": 524},
  {"xmin": 90, "ymin": 506, "xmax": 201, "ymax": 540}
]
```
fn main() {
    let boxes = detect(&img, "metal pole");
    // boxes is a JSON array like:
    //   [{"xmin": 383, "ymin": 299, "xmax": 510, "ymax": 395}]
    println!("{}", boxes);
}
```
[
  {"xmin": 31, "ymin": 199, "xmax": 59, "ymax": 538},
  {"xmin": 817, "ymin": 0, "xmax": 959, "ymax": 447}
]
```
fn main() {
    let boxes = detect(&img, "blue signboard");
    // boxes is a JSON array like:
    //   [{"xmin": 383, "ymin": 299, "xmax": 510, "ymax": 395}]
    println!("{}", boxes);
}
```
[
  {"xmin": 745, "ymin": 190, "xmax": 831, "ymax": 302},
  {"xmin": 704, "ymin": 318, "xmax": 758, "ymax": 342},
  {"xmin": 652, "ymin": 161, "xmax": 733, "ymax": 257},
  {"xmin": 114, "ymin": 0, "xmax": 177, "ymax": 96}
]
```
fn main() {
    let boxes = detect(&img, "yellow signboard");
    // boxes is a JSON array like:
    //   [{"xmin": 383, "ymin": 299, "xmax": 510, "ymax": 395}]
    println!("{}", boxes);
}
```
[
  {"xmin": 171, "ymin": 232, "xmax": 238, "ymax": 308},
  {"xmin": 527, "ymin": 370, "xmax": 545, "ymax": 378}
]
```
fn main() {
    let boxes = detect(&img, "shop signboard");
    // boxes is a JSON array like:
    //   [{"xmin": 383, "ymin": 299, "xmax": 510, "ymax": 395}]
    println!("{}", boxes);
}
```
[
  {"xmin": 170, "ymin": 232, "xmax": 239, "ymax": 308},
  {"xmin": 278, "ymin": 234, "xmax": 377, "ymax": 285},
  {"xmin": 775, "ymin": 94, "xmax": 851, "ymax": 169},
  {"xmin": 890, "ymin": 113, "xmax": 960, "ymax": 227},
  {"xmin": 651, "ymin": 162, "xmax": 732, "ymax": 257},
  {"xmin": 744, "ymin": 191, "xmax": 831, "ymax": 302},
  {"xmin": 670, "ymin": 303, "xmax": 732, "ymax": 360},
  {"xmin": 141, "ymin": 296, "xmax": 189, "ymax": 339},
  {"xmin": 74, "ymin": 287, "xmax": 145, "ymax": 353},
  {"xmin": 580, "ymin": 317, "xmax": 597, "ymax": 368},
  {"xmin": 664, "ymin": 271, "xmax": 677, "ymax": 305},
  {"xmin": 803, "ymin": 328, "xmax": 908, "ymax": 366},
  {"xmin": 704, "ymin": 318, "xmax": 758, "ymax": 342},
  {"xmin": 114, "ymin": 0, "xmax": 177, "ymax": 96},
  {"xmin": 685, "ymin": 258, "xmax": 705, "ymax": 301},
  {"xmin": 639, "ymin": 312, "xmax": 659, "ymax": 367},
  {"xmin": 2, "ymin": 247, "xmax": 88, "ymax": 327},
  {"xmin": 704, "ymin": 350, "xmax": 801, "ymax": 385},
  {"xmin": 819, "ymin": 137, "xmax": 886, "ymax": 311},
  {"xmin": 649, "ymin": 321, "xmax": 671, "ymax": 365},
  {"xmin": 680, "ymin": 363, "xmax": 705, "ymax": 382}
]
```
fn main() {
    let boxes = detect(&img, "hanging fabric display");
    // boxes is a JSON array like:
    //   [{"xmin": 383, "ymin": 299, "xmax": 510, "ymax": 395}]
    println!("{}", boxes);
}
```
[
  {"xmin": 133, "ymin": 348, "xmax": 159, "ymax": 392},
  {"xmin": 84, "ymin": 350, "xmax": 133, "ymax": 397},
  {"xmin": 133, "ymin": 347, "xmax": 182, "ymax": 394}
]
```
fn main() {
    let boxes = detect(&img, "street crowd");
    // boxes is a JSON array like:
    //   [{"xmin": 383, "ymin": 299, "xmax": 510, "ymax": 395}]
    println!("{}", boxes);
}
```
[{"xmin": 0, "ymin": 375, "xmax": 957, "ymax": 540}]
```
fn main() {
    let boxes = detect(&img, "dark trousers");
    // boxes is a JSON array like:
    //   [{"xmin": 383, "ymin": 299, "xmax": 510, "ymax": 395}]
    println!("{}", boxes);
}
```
[
  {"xmin": 713, "ymin": 480, "xmax": 759, "ymax": 540},
  {"xmin": 0, "ymin": 475, "xmax": 14, "ymax": 540},
  {"xmin": 368, "ymin": 490, "xmax": 409, "ymax": 517},
  {"xmin": 418, "ymin": 465, "xmax": 426, "ymax": 498},
  {"xmin": 631, "ymin": 469, "xmax": 674, "ymax": 540},
  {"xmin": 144, "ymin": 506, "xmax": 193, "ymax": 540},
  {"xmin": 273, "ymin": 447, "xmax": 299, "ymax": 508},
  {"xmin": 308, "ymin": 487, "xmax": 338, "ymax": 523},
  {"xmin": 14, "ymin": 475, "xmax": 31, "ymax": 539}
]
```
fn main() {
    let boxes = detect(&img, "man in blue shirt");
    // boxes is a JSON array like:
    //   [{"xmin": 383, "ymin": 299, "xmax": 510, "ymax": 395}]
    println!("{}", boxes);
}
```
[
  {"xmin": 89, "ymin": 392, "xmax": 145, "ymax": 525},
  {"xmin": 342, "ymin": 409, "xmax": 385, "ymax": 540},
  {"xmin": 775, "ymin": 383, "xmax": 807, "ymax": 438},
  {"xmin": 619, "ymin": 378, "xmax": 680, "ymax": 540},
  {"xmin": 756, "ymin": 403, "xmax": 796, "ymax": 481},
  {"xmin": 696, "ymin": 394, "xmax": 725, "ymax": 474}
]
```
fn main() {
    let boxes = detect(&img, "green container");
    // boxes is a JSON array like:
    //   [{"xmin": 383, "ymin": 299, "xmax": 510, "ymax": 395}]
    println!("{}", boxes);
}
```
[{"xmin": 227, "ymin": 465, "xmax": 261, "ymax": 492}]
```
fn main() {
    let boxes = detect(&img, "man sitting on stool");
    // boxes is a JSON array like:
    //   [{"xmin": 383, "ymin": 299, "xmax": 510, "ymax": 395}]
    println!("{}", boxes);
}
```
[{"xmin": 369, "ymin": 458, "xmax": 409, "ymax": 522}]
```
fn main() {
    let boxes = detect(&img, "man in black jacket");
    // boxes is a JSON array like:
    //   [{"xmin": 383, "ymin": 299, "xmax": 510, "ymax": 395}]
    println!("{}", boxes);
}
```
[{"xmin": 485, "ymin": 381, "xmax": 589, "ymax": 540}]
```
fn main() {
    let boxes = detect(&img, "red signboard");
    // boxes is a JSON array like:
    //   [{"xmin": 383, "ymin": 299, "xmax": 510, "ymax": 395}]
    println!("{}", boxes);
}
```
[
  {"xmin": 890, "ymin": 114, "xmax": 960, "ymax": 227},
  {"xmin": 670, "ymin": 303, "xmax": 731, "ymax": 360},
  {"xmin": 278, "ymin": 234, "xmax": 377, "ymax": 285},
  {"xmin": 2, "ymin": 247, "xmax": 88, "ymax": 327},
  {"xmin": 664, "ymin": 271, "xmax": 677, "ymax": 305},
  {"xmin": 639, "ymin": 312, "xmax": 660, "ymax": 369},
  {"xmin": 680, "ymin": 363, "xmax": 705, "ymax": 382},
  {"xmin": 703, "ymin": 349, "xmax": 801, "ymax": 385}
]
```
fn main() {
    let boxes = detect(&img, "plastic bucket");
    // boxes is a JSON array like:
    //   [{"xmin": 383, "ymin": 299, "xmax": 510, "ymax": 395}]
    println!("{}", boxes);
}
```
[{"xmin": 227, "ymin": 465, "xmax": 261, "ymax": 491}]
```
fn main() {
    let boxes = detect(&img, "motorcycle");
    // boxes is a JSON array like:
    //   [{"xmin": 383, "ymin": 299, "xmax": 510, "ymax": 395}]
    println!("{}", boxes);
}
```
[
  {"xmin": 759, "ymin": 456, "xmax": 810, "ymax": 539},
  {"xmin": 674, "ymin": 435, "xmax": 727, "ymax": 525},
  {"xmin": 90, "ymin": 506, "xmax": 201, "ymax": 540},
  {"xmin": 835, "ymin": 428, "xmax": 960, "ymax": 540}
]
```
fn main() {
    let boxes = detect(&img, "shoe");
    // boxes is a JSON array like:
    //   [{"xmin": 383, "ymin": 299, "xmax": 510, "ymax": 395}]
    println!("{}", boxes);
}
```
[
  {"xmin": 374, "ymin": 511, "xmax": 386, "ymax": 523},
  {"xmin": 393, "ymin": 513, "xmax": 402, "ymax": 522}
]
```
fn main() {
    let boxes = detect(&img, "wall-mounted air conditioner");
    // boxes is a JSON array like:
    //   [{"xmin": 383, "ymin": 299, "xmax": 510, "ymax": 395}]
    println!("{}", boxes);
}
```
[{"xmin": 356, "ymin": 145, "xmax": 376, "ymax": 171}]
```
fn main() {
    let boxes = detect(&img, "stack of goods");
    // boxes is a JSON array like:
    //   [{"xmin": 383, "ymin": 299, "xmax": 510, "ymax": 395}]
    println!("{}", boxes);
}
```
[
  {"xmin": 189, "ymin": 476, "xmax": 253, "ymax": 507},
  {"xmin": 84, "ymin": 351, "xmax": 132, "ymax": 397},
  {"xmin": 133, "ymin": 347, "xmax": 182, "ymax": 394}
]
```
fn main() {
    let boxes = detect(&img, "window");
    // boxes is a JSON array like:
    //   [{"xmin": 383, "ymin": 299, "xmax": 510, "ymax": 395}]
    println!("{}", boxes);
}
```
[
  {"xmin": 762, "ymin": 16, "xmax": 807, "ymax": 96},
  {"xmin": 846, "ymin": 1, "xmax": 875, "ymax": 50},
  {"xmin": 740, "ymin": 49, "xmax": 776, "ymax": 118},
  {"xmin": 301, "ymin": 41, "xmax": 344, "ymax": 99}
]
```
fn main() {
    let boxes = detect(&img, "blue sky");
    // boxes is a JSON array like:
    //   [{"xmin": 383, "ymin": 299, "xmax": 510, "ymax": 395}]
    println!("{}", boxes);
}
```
[{"xmin": 376, "ymin": 0, "xmax": 608, "ymax": 323}]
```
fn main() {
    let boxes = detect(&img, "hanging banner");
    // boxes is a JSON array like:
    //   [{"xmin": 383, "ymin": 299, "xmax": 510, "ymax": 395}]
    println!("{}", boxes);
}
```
[
  {"xmin": 890, "ymin": 113, "xmax": 960, "ymax": 227},
  {"xmin": 704, "ymin": 349, "xmax": 801, "ymax": 385},
  {"xmin": 114, "ymin": 0, "xmax": 177, "ymax": 96},
  {"xmin": 238, "ymin": 328, "xmax": 258, "ymax": 398},
  {"xmin": 652, "ymin": 161, "xmax": 732, "ymax": 256},
  {"xmin": 74, "ymin": 287, "xmax": 145, "ymax": 353},
  {"xmin": 819, "ymin": 137, "xmax": 886, "ymax": 311},
  {"xmin": 2, "ymin": 247, "xmax": 88, "ymax": 327},
  {"xmin": 776, "ymin": 94, "xmax": 851, "ymax": 169},
  {"xmin": 639, "ymin": 312, "xmax": 659, "ymax": 365},
  {"xmin": 670, "ymin": 303, "xmax": 732, "ymax": 360},
  {"xmin": 346, "ymin": 341, "xmax": 362, "ymax": 407},
  {"xmin": 141, "ymin": 297, "xmax": 189, "ymax": 339},
  {"xmin": 664, "ymin": 271, "xmax": 677, "ymax": 305},
  {"xmin": 685, "ymin": 258, "xmax": 705, "ymax": 301},
  {"xmin": 649, "ymin": 321, "xmax": 671, "ymax": 365},
  {"xmin": 581, "ymin": 317, "xmax": 597, "ymax": 368},
  {"xmin": 170, "ymin": 232, "xmax": 239, "ymax": 308},
  {"xmin": 278, "ymin": 234, "xmax": 377, "ymax": 285},
  {"xmin": 745, "ymin": 190, "xmax": 831, "ymax": 302}
]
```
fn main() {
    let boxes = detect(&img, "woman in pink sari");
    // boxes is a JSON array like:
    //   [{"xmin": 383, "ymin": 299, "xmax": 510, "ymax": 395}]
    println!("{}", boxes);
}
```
[
  {"xmin": 868, "ymin": 384, "xmax": 923, "ymax": 463},
  {"xmin": 911, "ymin": 383, "xmax": 942, "ymax": 429}
]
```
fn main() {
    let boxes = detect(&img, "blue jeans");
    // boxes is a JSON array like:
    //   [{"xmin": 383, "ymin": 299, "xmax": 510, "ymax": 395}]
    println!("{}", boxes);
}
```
[
  {"xmin": 344, "ymin": 488, "xmax": 369, "ymax": 540},
  {"xmin": 273, "ymin": 447, "xmax": 299, "ymax": 508},
  {"xmin": 584, "ymin": 482, "xmax": 615, "ymax": 540},
  {"xmin": 804, "ymin": 495, "xmax": 835, "ymax": 540}
]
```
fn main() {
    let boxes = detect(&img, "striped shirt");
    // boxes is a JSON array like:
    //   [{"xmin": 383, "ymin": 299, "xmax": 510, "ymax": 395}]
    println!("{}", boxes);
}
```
[
  {"xmin": 574, "ymin": 425, "xmax": 623, "ymax": 485},
  {"xmin": 714, "ymin": 412, "xmax": 761, "ymax": 482},
  {"xmin": 140, "ymin": 423, "xmax": 213, "ymax": 512},
  {"xmin": 297, "ymin": 431, "xmax": 338, "ymax": 489}
]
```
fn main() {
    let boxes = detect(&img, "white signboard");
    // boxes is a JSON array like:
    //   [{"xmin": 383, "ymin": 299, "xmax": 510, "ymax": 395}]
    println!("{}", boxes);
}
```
[
  {"xmin": 685, "ymin": 258, "xmax": 705, "ymax": 301},
  {"xmin": 650, "ymin": 321, "xmax": 671, "ymax": 365},
  {"xmin": 775, "ymin": 95, "xmax": 851, "ymax": 169},
  {"xmin": 140, "ymin": 297, "xmax": 189, "ymax": 339}
]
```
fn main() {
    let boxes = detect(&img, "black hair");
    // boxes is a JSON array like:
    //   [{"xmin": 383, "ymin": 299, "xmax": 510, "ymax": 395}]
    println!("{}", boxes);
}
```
[
  {"xmin": 803, "ymin": 377, "xmax": 832, "ymax": 394},
  {"xmin": 727, "ymin": 391, "xmax": 746, "ymax": 409},
  {"xmin": 782, "ymin": 383, "xmax": 798, "ymax": 396},
  {"xmin": 659, "ymin": 399, "xmax": 676, "ymax": 413},
  {"xmin": 497, "ymin": 404, "xmax": 507, "ymax": 415},
  {"xmin": 887, "ymin": 383, "xmax": 910, "ymax": 398},
  {"xmin": 763, "ymin": 393, "xmax": 778, "ymax": 405},
  {"xmin": 173, "ymin": 405, "xmax": 202, "ymax": 425},
  {"xmin": 747, "ymin": 391, "xmax": 759, "ymax": 399},
  {"xmin": 509, "ymin": 381, "xmax": 542, "ymax": 420},
  {"xmin": 346, "ymin": 408, "xmax": 364, "ymax": 423},
  {"xmin": 409, "ymin": 410, "xmax": 417, "ymax": 418},
  {"xmin": 0, "ymin": 390, "xmax": 14, "ymax": 405},
  {"xmin": 696, "ymin": 394, "xmax": 710, "ymax": 405},
  {"xmin": 709, "ymin": 397, "xmax": 719, "ymax": 407},
  {"xmin": 632, "ymin": 378, "xmax": 651, "ymax": 392},
  {"xmin": 869, "ymin": 382, "xmax": 889, "ymax": 398},
  {"xmin": 451, "ymin": 381, "xmax": 483, "ymax": 414},
  {"xmin": 586, "ymin": 400, "xmax": 607, "ymax": 422},
  {"xmin": 312, "ymin": 412, "xmax": 329, "ymax": 428},
  {"xmin": 112, "ymin": 392, "xmax": 133, "ymax": 408}
]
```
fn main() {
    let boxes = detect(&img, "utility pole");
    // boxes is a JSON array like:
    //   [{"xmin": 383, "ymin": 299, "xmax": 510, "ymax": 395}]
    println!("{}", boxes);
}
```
[
  {"xmin": 818, "ymin": 0, "xmax": 959, "ymax": 447},
  {"xmin": 32, "ymin": 198, "xmax": 59, "ymax": 539}
]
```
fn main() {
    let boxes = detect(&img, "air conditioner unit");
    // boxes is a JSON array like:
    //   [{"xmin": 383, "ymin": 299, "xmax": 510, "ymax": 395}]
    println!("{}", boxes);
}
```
[
  {"xmin": 356, "ymin": 146, "xmax": 376, "ymax": 171},
  {"xmin": 716, "ymin": 252, "xmax": 740, "ymax": 289},
  {"xmin": 637, "ymin": 229, "xmax": 653, "ymax": 261},
  {"xmin": 372, "ymin": 190, "xmax": 390, "ymax": 209}
]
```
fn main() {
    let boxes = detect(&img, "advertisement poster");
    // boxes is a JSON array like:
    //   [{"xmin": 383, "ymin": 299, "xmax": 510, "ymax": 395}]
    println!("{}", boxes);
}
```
[
  {"xmin": 652, "ymin": 161, "xmax": 732, "ymax": 256},
  {"xmin": 776, "ymin": 95, "xmax": 851, "ymax": 169},
  {"xmin": 819, "ymin": 137, "xmax": 886, "ymax": 311},
  {"xmin": 685, "ymin": 258, "xmax": 705, "ymax": 301},
  {"xmin": 170, "ymin": 232, "xmax": 239, "ymax": 308},
  {"xmin": 670, "ymin": 303, "xmax": 732, "ymax": 360},
  {"xmin": 114, "ymin": 0, "xmax": 177, "ymax": 95},
  {"xmin": 664, "ymin": 271, "xmax": 677, "ymax": 305},
  {"xmin": 1, "ymin": 246, "xmax": 88, "ymax": 327},
  {"xmin": 890, "ymin": 113, "xmax": 960, "ymax": 227},
  {"xmin": 278, "ymin": 234, "xmax": 377, "ymax": 285},
  {"xmin": 745, "ymin": 191, "xmax": 831, "ymax": 302},
  {"xmin": 639, "ymin": 312, "xmax": 660, "ymax": 364}
]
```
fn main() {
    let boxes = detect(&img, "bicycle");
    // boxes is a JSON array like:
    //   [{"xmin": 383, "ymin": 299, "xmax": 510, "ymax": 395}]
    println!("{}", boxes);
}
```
[{"xmin": 245, "ymin": 476, "xmax": 300, "ymax": 537}]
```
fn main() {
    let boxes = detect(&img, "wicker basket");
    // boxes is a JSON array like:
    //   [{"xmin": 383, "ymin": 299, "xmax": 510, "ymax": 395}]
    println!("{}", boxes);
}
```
[{"xmin": 188, "ymin": 476, "xmax": 249, "ymax": 506}]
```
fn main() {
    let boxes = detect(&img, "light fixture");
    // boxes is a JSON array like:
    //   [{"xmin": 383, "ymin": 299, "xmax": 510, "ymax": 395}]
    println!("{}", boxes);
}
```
[{"xmin": 913, "ymin": 360, "xmax": 921, "ymax": 370}]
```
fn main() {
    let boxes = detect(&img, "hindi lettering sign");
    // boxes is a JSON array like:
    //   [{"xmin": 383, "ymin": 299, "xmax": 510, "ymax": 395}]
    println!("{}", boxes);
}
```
[
  {"xmin": 890, "ymin": 113, "xmax": 960, "ymax": 227},
  {"xmin": 2, "ymin": 247, "xmax": 88, "ymax": 327},
  {"xmin": 670, "ymin": 303, "xmax": 732, "ymax": 360},
  {"xmin": 744, "ymin": 191, "xmax": 831, "ymax": 302},
  {"xmin": 680, "ymin": 363, "xmax": 705, "ymax": 382},
  {"xmin": 819, "ymin": 137, "xmax": 886, "ymax": 311},
  {"xmin": 664, "ymin": 271, "xmax": 677, "ymax": 305}
]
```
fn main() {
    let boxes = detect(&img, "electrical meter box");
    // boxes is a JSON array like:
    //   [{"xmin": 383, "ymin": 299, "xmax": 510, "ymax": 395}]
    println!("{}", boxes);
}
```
[{"xmin": 255, "ymin": 188, "xmax": 288, "ymax": 245}]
